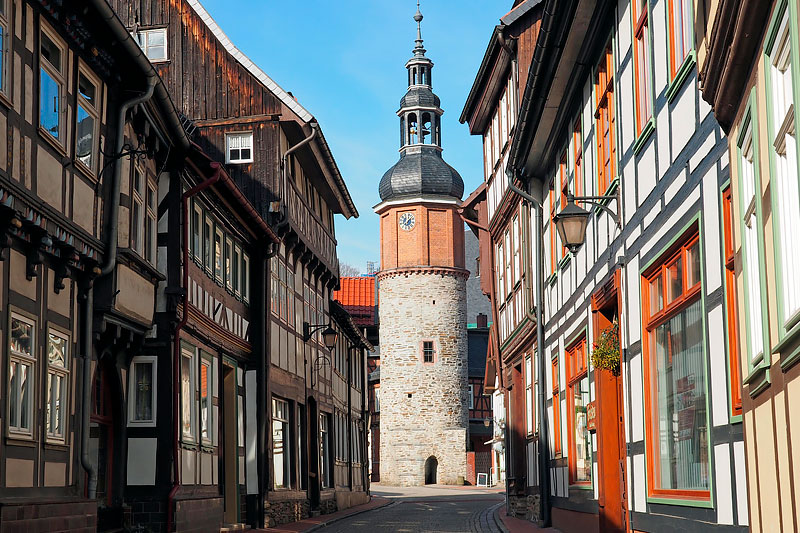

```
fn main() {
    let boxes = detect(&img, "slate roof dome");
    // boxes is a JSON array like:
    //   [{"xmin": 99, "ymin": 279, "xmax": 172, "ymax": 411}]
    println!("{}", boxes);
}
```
[
  {"xmin": 399, "ymin": 87, "xmax": 440, "ymax": 109},
  {"xmin": 379, "ymin": 147, "xmax": 464, "ymax": 201}
]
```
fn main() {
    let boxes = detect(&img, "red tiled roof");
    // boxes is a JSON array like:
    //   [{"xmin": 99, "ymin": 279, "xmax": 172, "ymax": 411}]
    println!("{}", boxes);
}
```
[{"xmin": 334, "ymin": 277, "xmax": 377, "ymax": 326}]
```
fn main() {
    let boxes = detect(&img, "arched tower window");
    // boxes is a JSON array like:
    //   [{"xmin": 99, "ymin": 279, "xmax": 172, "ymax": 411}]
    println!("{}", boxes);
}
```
[
  {"xmin": 400, "ymin": 115, "xmax": 406, "ymax": 146},
  {"xmin": 408, "ymin": 113, "xmax": 418, "ymax": 144},
  {"xmin": 420, "ymin": 67, "xmax": 426, "ymax": 85},
  {"xmin": 435, "ymin": 115, "xmax": 441, "ymax": 145},
  {"xmin": 421, "ymin": 112, "xmax": 432, "ymax": 144}
]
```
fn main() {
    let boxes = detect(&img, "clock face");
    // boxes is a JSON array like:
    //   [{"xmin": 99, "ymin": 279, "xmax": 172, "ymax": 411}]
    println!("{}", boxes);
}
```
[{"xmin": 399, "ymin": 212, "xmax": 416, "ymax": 231}]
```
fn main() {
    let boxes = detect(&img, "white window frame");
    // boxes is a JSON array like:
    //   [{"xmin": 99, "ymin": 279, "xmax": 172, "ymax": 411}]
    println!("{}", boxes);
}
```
[
  {"xmin": 131, "ymin": 165, "xmax": 145, "ymax": 255},
  {"xmin": 128, "ymin": 355, "xmax": 158, "ymax": 427},
  {"xmin": 136, "ymin": 28, "xmax": 168, "ymax": 62},
  {"xmin": 191, "ymin": 200, "xmax": 202, "ymax": 261},
  {"xmin": 45, "ymin": 327, "xmax": 70, "ymax": 442},
  {"xmin": 232, "ymin": 243, "xmax": 241, "ymax": 296},
  {"xmin": 214, "ymin": 226, "xmax": 224, "ymax": 284},
  {"xmin": 146, "ymin": 181, "xmax": 157, "ymax": 265},
  {"xmin": 199, "ymin": 355, "xmax": 212, "ymax": 446},
  {"xmin": 203, "ymin": 214, "xmax": 213, "ymax": 274},
  {"xmin": 225, "ymin": 235, "xmax": 234, "ymax": 291},
  {"xmin": 226, "ymin": 132, "xmax": 254, "ymax": 164},
  {"xmin": 39, "ymin": 23, "xmax": 67, "ymax": 146},
  {"xmin": 272, "ymin": 396, "xmax": 291, "ymax": 489},
  {"xmin": 75, "ymin": 64, "xmax": 101, "ymax": 174},
  {"xmin": 181, "ymin": 347, "xmax": 197, "ymax": 443},
  {"xmin": 525, "ymin": 354, "xmax": 533, "ymax": 436},
  {"xmin": 8, "ymin": 312, "xmax": 36, "ymax": 438},
  {"xmin": 242, "ymin": 252, "xmax": 250, "ymax": 303}
]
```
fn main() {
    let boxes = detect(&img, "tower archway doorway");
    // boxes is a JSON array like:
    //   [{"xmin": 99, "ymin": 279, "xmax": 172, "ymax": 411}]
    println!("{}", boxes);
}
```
[{"xmin": 424, "ymin": 456, "xmax": 438, "ymax": 485}]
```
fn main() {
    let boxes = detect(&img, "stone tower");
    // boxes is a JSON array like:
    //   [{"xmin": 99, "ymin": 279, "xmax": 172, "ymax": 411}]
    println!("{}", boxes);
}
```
[{"xmin": 375, "ymin": 3, "xmax": 468, "ymax": 487}]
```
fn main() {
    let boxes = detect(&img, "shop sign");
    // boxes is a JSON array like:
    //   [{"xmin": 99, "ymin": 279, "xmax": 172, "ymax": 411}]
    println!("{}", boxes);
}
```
[{"xmin": 587, "ymin": 401, "xmax": 597, "ymax": 432}]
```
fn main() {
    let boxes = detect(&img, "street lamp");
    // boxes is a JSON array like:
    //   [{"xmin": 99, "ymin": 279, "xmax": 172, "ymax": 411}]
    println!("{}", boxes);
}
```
[
  {"xmin": 303, "ymin": 322, "xmax": 338, "ymax": 350},
  {"xmin": 553, "ymin": 188, "xmax": 621, "ymax": 253}
]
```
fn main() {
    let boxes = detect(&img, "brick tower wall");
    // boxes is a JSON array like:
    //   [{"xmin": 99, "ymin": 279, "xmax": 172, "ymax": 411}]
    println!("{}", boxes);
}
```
[{"xmin": 378, "ymin": 271, "xmax": 468, "ymax": 486}]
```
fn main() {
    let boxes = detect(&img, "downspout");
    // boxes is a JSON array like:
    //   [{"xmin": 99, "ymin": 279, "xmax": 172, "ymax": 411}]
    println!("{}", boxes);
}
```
[
  {"xmin": 80, "ymin": 77, "xmax": 157, "ymax": 500},
  {"xmin": 281, "ymin": 123, "xmax": 318, "ymax": 215},
  {"xmin": 166, "ymin": 164, "xmax": 223, "ymax": 532},
  {"xmin": 347, "ymin": 346, "xmax": 353, "ymax": 491},
  {"xmin": 506, "ymin": 169, "xmax": 550, "ymax": 526}
]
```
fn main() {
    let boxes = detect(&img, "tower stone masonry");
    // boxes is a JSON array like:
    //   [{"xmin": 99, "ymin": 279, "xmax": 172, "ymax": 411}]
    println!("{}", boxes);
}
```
[{"xmin": 374, "ymin": 4, "xmax": 468, "ymax": 487}]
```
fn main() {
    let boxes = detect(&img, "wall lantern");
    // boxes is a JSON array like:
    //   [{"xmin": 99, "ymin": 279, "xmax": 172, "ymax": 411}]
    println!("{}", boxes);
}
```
[
  {"xmin": 303, "ymin": 322, "xmax": 338, "ymax": 350},
  {"xmin": 553, "ymin": 189, "xmax": 621, "ymax": 253}
]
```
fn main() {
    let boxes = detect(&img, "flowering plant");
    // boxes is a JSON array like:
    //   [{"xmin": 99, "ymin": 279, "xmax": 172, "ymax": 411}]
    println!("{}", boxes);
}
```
[{"xmin": 591, "ymin": 320, "xmax": 620, "ymax": 375}]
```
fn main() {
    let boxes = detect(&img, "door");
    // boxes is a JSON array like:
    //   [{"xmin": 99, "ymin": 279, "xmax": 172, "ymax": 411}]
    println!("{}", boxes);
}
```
[
  {"xmin": 593, "ymin": 272, "xmax": 628, "ymax": 533},
  {"xmin": 91, "ymin": 360, "xmax": 123, "ymax": 532},
  {"xmin": 307, "ymin": 397, "xmax": 320, "ymax": 510},
  {"xmin": 223, "ymin": 363, "xmax": 238, "ymax": 523}
]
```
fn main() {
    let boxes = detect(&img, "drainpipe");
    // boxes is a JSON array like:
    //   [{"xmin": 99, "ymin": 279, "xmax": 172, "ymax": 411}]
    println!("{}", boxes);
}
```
[
  {"xmin": 78, "ymin": 77, "xmax": 157, "ymax": 500},
  {"xmin": 506, "ymin": 169, "xmax": 550, "ymax": 527},
  {"xmin": 281, "ymin": 124, "xmax": 318, "ymax": 216},
  {"xmin": 166, "ymin": 164, "xmax": 223, "ymax": 532}
]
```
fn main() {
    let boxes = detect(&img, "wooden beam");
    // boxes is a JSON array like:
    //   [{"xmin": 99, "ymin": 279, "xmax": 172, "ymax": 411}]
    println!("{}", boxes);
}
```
[{"xmin": 194, "ymin": 113, "xmax": 281, "ymax": 127}]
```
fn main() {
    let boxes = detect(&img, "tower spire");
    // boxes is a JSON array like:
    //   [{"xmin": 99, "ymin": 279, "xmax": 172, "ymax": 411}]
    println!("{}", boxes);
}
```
[{"xmin": 413, "ymin": 1, "xmax": 425, "ymax": 57}]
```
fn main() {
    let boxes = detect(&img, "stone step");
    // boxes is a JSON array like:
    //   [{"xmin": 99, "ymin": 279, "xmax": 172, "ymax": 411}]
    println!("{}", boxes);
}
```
[{"xmin": 220, "ymin": 523, "xmax": 251, "ymax": 532}]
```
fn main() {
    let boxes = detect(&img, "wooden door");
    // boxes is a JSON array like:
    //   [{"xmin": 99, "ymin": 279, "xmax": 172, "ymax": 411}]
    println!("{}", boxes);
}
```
[
  {"xmin": 223, "ymin": 364, "xmax": 238, "ymax": 524},
  {"xmin": 592, "ymin": 273, "xmax": 628, "ymax": 533}
]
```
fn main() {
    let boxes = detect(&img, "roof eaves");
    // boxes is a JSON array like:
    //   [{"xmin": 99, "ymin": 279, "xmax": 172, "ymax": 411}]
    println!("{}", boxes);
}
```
[
  {"xmin": 501, "ymin": 0, "xmax": 545, "ymax": 25},
  {"xmin": 459, "ymin": 26, "xmax": 504, "ymax": 125}
]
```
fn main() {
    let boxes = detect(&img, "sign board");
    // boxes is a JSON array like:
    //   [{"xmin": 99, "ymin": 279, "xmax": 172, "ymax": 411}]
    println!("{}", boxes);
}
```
[
  {"xmin": 586, "ymin": 401, "xmax": 597, "ymax": 432},
  {"xmin": 476, "ymin": 473, "xmax": 489, "ymax": 487}
]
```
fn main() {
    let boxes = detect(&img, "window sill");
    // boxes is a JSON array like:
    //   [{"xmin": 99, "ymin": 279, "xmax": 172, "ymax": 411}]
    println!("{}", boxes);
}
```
[
  {"xmin": 546, "ymin": 272, "xmax": 557, "ymax": 287},
  {"xmin": 44, "ymin": 440, "xmax": 69, "ymax": 451},
  {"xmin": 646, "ymin": 493, "xmax": 713, "ymax": 509},
  {"xmin": 5, "ymin": 435, "xmax": 36, "ymax": 446},
  {"xmin": 558, "ymin": 254, "xmax": 571, "ymax": 271},
  {"xmin": 73, "ymin": 158, "xmax": 99, "ymax": 183},
  {"xmin": 593, "ymin": 178, "xmax": 620, "ymax": 214},
  {"xmin": 743, "ymin": 361, "xmax": 770, "ymax": 398},
  {"xmin": 569, "ymin": 483, "xmax": 593, "ymax": 491},
  {"xmin": 666, "ymin": 51, "xmax": 696, "ymax": 103},
  {"xmin": 180, "ymin": 440, "xmax": 200, "ymax": 450},
  {"xmin": 633, "ymin": 118, "xmax": 656, "ymax": 155},
  {"xmin": 119, "ymin": 248, "xmax": 166, "ymax": 282},
  {"xmin": 775, "ymin": 320, "xmax": 800, "ymax": 371},
  {"xmin": 0, "ymin": 91, "xmax": 12, "ymax": 111},
  {"xmin": 38, "ymin": 126, "xmax": 68, "ymax": 158}
]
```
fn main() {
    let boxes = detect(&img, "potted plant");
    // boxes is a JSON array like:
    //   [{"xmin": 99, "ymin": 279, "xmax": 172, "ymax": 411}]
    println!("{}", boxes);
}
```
[{"xmin": 591, "ymin": 320, "xmax": 620, "ymax": 375}]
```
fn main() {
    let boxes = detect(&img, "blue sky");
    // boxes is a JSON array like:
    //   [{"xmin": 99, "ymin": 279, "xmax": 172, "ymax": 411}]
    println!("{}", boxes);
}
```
[{"xmin": 200, "ymin": 0, "xmax": 504, "ymax": 272}]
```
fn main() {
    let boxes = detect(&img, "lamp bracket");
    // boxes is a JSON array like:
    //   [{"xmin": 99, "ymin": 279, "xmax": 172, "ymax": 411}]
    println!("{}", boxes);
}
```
[
  {"xmin": 568, "ymin": 187, "xmax": 621, "ymax": 227},
  {"xmin": 302, "ymin": 322, "xmax": 328, "ymax": 342}
]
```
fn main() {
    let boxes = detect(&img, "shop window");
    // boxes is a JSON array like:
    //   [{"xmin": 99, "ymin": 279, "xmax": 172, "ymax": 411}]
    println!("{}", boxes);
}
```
[
  {"xmin": 525, "ymin": 354, "xmax": 534, "ymax": 436},
  {"xmin": 633, "ymin": 0, "xmax": 653, "ymax": 134},
  {"xmin": 566, "ymin": 336, "xmax": 591, "ymax": 486},
  {"xmin": 226, "ymin": 132, "xmax": 254, "ymax": 164},
  {"xmin": 642, "ymin": 229, "xmax": 709, "ymax": 499},
  {"xmin": 552, "ymin": 355, "xmax": 561, "ymax": 457},
  {"xmin": 272, "ymin": 397, "xmax": 291, "ymax": 489},
  {"xmin": 135, "ymin": 28, "xmax": 167, "ymax": 62},
  {"xmin": 46, "ymin": 330, "xmax": 69, "ymax": 440},
  {"xmin": 40, "ymin": 24, "xmax": 66, "ymax": 144},
  {"xmin": 181, "ymin": 347, "xmax": 196, "ymax": 442},
  {"xmin": 128, "ymin": 356, "xmax": 157, "ymax": 426},
  {"xmin": 76, "ymin": 68, "xmax": 100, "ymax": 173},
  {"xmin": 722, "ymin": 186, "xmax": 742, "ymax": 417},
  {"xmin": 8, "ymin": 314, "xmax": 35, "ymax": 437},
  {"xmin": 595, "ymin": 41, "xmax": 616, "ymax": 193}
]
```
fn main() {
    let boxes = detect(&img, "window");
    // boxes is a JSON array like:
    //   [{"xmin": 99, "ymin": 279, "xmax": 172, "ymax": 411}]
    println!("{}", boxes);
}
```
[
  {"xmin": 226, "ymin": 132, "xmax": 254, "ymax": 164},
  {"xmin": 468, "ymin": 384, "xmax": 474, "ymax": 410},
  {"xmin": 181, "ymin": 348, "xmax": 196, "ymax": 442},
  {"xmin": 632, "ymin": 0, "xmax": 652, "ymax": 134},
  {"xmin": 566, "ymin": 336, "xmax": 591, "ymax": 485},
  {"xmin": 573, "ymin": 118, "xmax": 583, "ymax": 201},
  {"xmin": 642, "ymin": 230, "xmax": 709, "ymax": 499},
  {"xmin": 76, "ymin": 69, "xmax": 100, "ymax": 172},
  {"xmin": 191, "ymin": 201, "xmax": 202, "ymax": 260},
  {"xmin": 40, "ymin": 25, "xmax": 65, "ymax": 144},
  {"xmin": 504, "ymin": 230, "xmax": 513, "ymax": 294},
  {"xmin": 8, "ymin": 314, "xmax": 35, "ymax": 436},
  {"xmin": 595, "ymin": 42, "xmax": 616, "ymax": 193},
  {"xmin": 722, "ymin": 186, "xmax": 742, "ymax": 417},
  {"xmin": 242, "ymin": 252, "xmax": 250, "ymax": 302},
  {"xmin": 765, "ymin": 7, "xmax": 800, "ymax": 332},
  {"xmin": 233, "ymin": 243, "xmax": 241, "ymax": 295},
  {"xmin": 146, "ymin": 183, "xmax": 157, "ymax": 264},
  {"xmin": 46, "ymin": 330, "xmax": 69, "ymax": 440},
  {"xmin": 552, "ymin": 355, "xmax": 561, "ymax": 457},
  {"xmin": 0, "ymin": 0, "xmax": 9, "ymax": 95},
  {"xmin": 668, "ymin": 0, "xmax": 693, "ymax": 77},
  {"xmin": 422, "ymin": 340, "xmax": 435, "ymax": 364},
  {"xmin": 512, "ymin": 216, "xmax": 521, "ymax": 283},
  {"xmin": 214, "ymin": 227, "xmax": 224, "ymax": 283},
  {"xmin": 225, "ymin": 236, "xmax": 233, "ymax": 291},
  {"xmin": 203, "ymin": 214, "xmax": 213, "ymax": 272},
  {"xmin": 737, "ymin": 119, "xmax": 767, "ymax": 368},
  {"xmin": 200, "ymin": 357, "xmax": 212, "ymax": 445},
  {"xmin": 549, "ymin": 179, "xmax": 557, "ymax": 274},
  {"xmin": 136, "ymin": 28, "xmax": 167, "ymax": 62},
  {"xmin": 496, "ymin": 241, "xmax": 505, "ymax": 298},
  {"xmin": 525, "ymin": 354, "xmax": 533, "ymax": 435},
  {"xmin": 272, "ymin": 397, "xmax": 291, "ymax": 489},
  {"xmin": 129, "ymin": 356, "xmax": 157, "ymax": 426},
  {"xmin": 374, "ymin": 387, "xmax": 380, "ymax": 413},
  {"xmin": 559, "ymin": 150, "xmax": 569, "ymax": 259},
  {"xmin": 320, "ymin": 414, "xmax": 332, "ymax": 488},
  {"xmin": 131, "ymin": 166, "xmax": 144, "ymax": 255}
]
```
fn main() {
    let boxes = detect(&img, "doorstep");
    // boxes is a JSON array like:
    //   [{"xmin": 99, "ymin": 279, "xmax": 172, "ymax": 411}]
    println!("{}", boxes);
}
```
[
  {"xmin": 494, "ymin": 505, "xmax": 562, "ymax": 533},
  {"xmin": 255, "ymin": 497, "xmax": 391, "ymax": 533}
]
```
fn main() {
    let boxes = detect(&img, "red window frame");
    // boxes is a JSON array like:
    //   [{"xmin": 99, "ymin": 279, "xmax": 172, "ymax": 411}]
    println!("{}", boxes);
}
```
[
  {"xmin": 667, "ymin": 0, "xmax": 691, "ymax": 78},
  {"xmin": 632, "ymin": 0, "xmax": 652, "ymax": 135},
  {"xmin": 722, "ymin": 187, "xmax": 742, "ymax": 416},
  {"xmin": 552, "ymin": 356, "xmax": 562, "ymax": 457},
  {"xmin": 559, "ymin": 150, "xmax": 569, "ymax": 259},
  {"xmin": 549, "ymin": 179, "xmax": 557, "ymax": 275},
  {"xmin": 642, "ymin": 228, "xmax": 710, "ymax": 501},
  {"xmin": 594, "ymin": 42, "xmax": 616, "ymax": 195},
  {"xmin": 574, "ymin": 118, "xmax": 583, "ymax": 202},
  {"xmin": 566, "ymin": 336, "xmax": 590, "ymax": 485}
]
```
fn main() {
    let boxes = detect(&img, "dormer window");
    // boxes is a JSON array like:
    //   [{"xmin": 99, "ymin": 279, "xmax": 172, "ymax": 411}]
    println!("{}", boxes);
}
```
[
  {"xmin": 226, "ymin": 132, "xmax": 254, "ymax": 164},
  {"xmin": 135, "ymin": 28, "xmax": 167, "ymax": 62}
]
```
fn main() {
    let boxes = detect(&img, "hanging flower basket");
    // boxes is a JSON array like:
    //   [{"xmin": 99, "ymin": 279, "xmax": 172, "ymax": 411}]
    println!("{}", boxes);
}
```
[{"xmin": 591, "ymin": 320, "xmax": 620, "ymax": 375}]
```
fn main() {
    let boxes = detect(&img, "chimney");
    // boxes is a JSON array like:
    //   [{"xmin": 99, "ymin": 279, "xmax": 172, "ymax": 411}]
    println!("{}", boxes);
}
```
[{"xmin": 477, "ymin": 313, "xmax": 488, "ymax": 328}]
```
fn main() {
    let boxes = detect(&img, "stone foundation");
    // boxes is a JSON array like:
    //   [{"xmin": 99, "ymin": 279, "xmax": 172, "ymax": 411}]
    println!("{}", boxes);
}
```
[
  {"xmin": 264, "ymin": 497, "xmax": 310, "ymax": 527},
  {"xmin": 174, "ymin": 497, "xmax": 223, "ymax": 533},
  {"xmin": 507, "ymin": 493, "xmax": 541, "ymax": 522},
  {"xmin": 0, "ymin": 499, "xmax": 97, "ymax": 533}
]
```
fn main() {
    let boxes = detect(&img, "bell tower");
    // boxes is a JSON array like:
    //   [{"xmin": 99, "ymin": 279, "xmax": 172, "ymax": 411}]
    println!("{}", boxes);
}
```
[{"xmin": 375, "ymin": 2, "xmax": 468, "ymax": 487}]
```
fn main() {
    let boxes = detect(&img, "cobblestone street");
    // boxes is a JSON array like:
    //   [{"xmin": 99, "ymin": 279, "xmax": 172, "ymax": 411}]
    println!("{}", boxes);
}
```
[{"xmin": 320, "ymin": 485, "xmax": 504, "ymax": 533}]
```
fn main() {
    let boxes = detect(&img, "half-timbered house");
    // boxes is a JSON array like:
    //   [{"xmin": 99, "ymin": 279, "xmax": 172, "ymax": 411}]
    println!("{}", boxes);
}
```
[
  {"xmin": 697, "ymin": 0, "xmax": 800, "ymax": 530},
  {"xmin": 459, "ymin": 0, "xmax": 544, "ymax": 517}
]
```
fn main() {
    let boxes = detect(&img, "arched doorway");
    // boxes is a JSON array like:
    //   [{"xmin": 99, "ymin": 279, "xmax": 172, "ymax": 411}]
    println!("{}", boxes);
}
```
[{"xmin": 424, "ymin": 456, "xmax": 438, "ymax": 485}]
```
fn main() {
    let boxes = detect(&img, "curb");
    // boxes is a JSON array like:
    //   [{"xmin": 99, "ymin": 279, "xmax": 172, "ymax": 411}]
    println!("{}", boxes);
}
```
[
  {"xmin": 302, "ymin": 498, "xmax": 395, "ymax": 532},
  {"xmin": 492, "ymin": 504, "xmax": 510, "ymax": 533}
]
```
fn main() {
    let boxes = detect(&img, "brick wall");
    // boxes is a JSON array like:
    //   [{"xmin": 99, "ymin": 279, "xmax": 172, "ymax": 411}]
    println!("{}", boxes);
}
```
[
  {"xmin": 0, "ymin": 500, "xmax": 96, "ymax": 533},
  {"xmin": 174, "ymin": 497, "xmax": 223, "ymax": 533}
]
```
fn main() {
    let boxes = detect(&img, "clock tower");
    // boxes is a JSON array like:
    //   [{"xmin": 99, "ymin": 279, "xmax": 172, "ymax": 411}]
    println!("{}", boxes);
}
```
[{"xmin": 375, "ymin": 3, "xmax": 468, "ymax": 486}]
